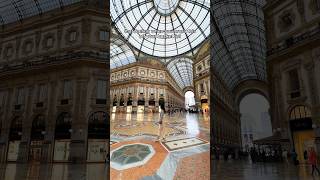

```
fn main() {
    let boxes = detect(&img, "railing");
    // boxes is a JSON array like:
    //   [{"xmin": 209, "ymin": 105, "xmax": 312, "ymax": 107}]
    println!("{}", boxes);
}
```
[{"xmin": 267, "ymin": 25, "xmax": 320, "ymax": 55}]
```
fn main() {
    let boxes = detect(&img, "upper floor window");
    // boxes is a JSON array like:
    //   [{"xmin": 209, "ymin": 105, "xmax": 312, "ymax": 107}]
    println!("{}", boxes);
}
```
[
  {"xmin": 16, "ymin": 87, "xmax": 25, "ymax": 105},
  {"xmin": 63, "ymin": 80, "xmax": 72, "ymax": 99},
  {"xmin": 38, "ymin": 84, "xmax": 47, "ymax": 102},
  {"xmin": 288, "ymin": 69, "xmax": 300, "ymax": 91},
  {"xmin": 46, "ymin": 37, "xmax": 54, "ymax": 47},
  {"xmin": 99, "ymin": 30, "xmax": 109, "ymax": 41},
  {"xmin": 288, "ymin": 69, "xmax": 301, "ymax": 98},
  {"xmin": 97, "ymin": 80, "xmax": 106, "ymax": 99},
  {"xmin": 69, "ymin": 31, "xmax": 77, "ymax": 42}
]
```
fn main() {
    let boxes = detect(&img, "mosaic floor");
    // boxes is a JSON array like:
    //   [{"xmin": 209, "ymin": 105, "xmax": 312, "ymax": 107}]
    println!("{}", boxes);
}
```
[{"xmin": 110, "ymin": 112, "xmax": 210, "ymax": 180}]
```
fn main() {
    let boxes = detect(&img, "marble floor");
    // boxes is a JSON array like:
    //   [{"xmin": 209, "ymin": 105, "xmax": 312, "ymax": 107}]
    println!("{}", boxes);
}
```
[
  {"xmin": 212, "ymin": 160, "xmax": 319, "ymax": 180},
  {"xmin": 0, "ymin": 163, "xmax": 109, "ymax": 180},
  {"xmin": 110, "ymin": 112, "xmax": 210, "ymax": 180}
]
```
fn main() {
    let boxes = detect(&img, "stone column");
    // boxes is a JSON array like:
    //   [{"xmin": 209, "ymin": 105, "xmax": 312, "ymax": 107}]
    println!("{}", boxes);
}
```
[
  {"xmin": 18, "ymin": 85, "xmax": 34, "ymax": 163},
  {"xmin": 42, "ymin": 81, "xmax": 57, "ymax": 163},
  {"xmin": 0, "ymin": 88, "xmax": 13, "ymax": 163},
  {"xmin": 69, "ymin": 78, "xmax": 88, "ymax": 163}
]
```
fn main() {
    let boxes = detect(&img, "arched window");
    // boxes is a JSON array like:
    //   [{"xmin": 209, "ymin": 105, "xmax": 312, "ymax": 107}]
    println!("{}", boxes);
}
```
[
  {"xmin": 55, "ymin": 112, "xmax": 72, "ymax": 139},
  {"xmin": 290, "ymin": 105, "xmax": 311, "ymax": 120},
  {"xmin": 9, "ymin": 116, "xmax": 22, "ymax": 141},
  {"xmin": 88, "ymin": 111, "xmax": 108, "ymax": 139},
  {"xmin": 31, "ymin": 115, "xmax": 46, "ymax": 140}
]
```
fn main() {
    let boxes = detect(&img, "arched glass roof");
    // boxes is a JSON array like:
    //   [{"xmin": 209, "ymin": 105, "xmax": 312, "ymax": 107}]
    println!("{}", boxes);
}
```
[
  {"xmin": 211, "ymin": 0, "xmax": 267, "ymax": 90},
  {"xmin": 167, "ymin": 58, "xmax": 193, "ymax": 89},
  {"xmin": 110, "ymin": 0, "xmax": 210, "ymax": 58},
  {"xmin": 111, "ymin": 37, "xmax": 136, "ymax": 69},
  {"xmin": 0, "ymin": 0, "xmax": 82, "ymax": 25}
]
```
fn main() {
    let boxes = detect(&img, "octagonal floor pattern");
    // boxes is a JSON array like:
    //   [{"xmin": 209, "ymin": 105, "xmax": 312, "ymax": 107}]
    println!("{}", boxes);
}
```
[{"xmin": 110, "ymin": 112, "xmax": 210, "ymax": 180}]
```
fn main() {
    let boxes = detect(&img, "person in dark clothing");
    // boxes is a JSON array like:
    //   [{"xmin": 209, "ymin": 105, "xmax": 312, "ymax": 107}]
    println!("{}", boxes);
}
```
[{"xmin": 304, "ymin": 150, "xmax": 308, "ymax": 162}]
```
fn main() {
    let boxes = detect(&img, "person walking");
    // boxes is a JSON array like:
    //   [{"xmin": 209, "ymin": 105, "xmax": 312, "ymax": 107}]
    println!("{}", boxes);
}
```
[
  {"xmin": 304, "ymin": 150, "xmax": 308, "ymax": 163},
  {"xmin": 158, "ymin": 104, "xmax": 165, "ymax": 142},
  {"xmin": 282, "ymin": 149, "xmax": 289, "ymax": 164},
  {"xmin": 309, "ymin": 148, "xmax": 320, "ymax": 176},
  {"xmin": 291, "ymin": 150, "xmax": 298, "ymax": 166}
]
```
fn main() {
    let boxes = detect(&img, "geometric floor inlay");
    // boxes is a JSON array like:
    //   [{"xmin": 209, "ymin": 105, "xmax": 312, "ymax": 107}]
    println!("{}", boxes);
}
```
[
  {"xmin": 110, "ymin": 143, "xmax": 155, "ymax": 170},
  {"xmin": 162, "ymin": 137, "xmax": 208, "ymax": 151}
]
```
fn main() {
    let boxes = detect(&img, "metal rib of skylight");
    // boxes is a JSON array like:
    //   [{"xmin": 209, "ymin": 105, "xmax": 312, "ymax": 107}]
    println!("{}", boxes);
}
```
[
  {"xmin": 0, "ymin": 0, "xmax": 82, "ymax": 25},
  {"xmin": 167, "ymin": 58, "xmax": 193, "ymax": 89},
  {"xmin": 211, "ymin": 0, "xmax": 267, "ymax": 89},
  {"xmin": 111, "ymin": 38, "xmax": 136, "ymax": 69},
  {"xmin": 110, "ymin": 0, "xmax": 210, "ymax": 58}
]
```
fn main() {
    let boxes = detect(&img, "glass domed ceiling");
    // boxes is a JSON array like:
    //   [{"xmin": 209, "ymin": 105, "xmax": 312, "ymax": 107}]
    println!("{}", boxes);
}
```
[
  {"xmin": 111, "ymin": 0, "xmax": 210, "ymax": 58},
  {"xmin": 153, "ymin": 0, "xmax": 179, "ymax": 15}
]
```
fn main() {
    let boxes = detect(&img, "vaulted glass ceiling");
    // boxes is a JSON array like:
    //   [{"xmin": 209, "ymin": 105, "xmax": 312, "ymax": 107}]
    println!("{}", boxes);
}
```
[
  {"xmin": 167, "ymin": 58, "xmax": 193, "ymax": 89},
  {"xmin": 211, "ymin": 0, "xmax": 267, "ymax": 90},
  {"xmin": 111, "ymin": 37, "xmax": 136, "ymax": 69},
  {"xmin": 111, "ymin": 0, "xmax": 210, "ymax": 58},
  {"xmin": 0, "ymin": 0, "xmax": 82, "ymax": 25}
]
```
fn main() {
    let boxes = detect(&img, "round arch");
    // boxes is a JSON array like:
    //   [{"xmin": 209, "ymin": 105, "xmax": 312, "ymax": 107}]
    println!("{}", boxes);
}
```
[{"xmin": 234, "ymin": 80, "xmax": 269, "ymax": 108}]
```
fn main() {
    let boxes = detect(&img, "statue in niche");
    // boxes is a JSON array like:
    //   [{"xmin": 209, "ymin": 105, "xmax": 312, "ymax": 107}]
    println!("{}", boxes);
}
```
[
  {"xmin": 309, "ymin": 0, "xmax": 320, "ymax": 15},
  {"xmin": 277, "ymin": 9, "xmax": 296, "ymax": 33}
]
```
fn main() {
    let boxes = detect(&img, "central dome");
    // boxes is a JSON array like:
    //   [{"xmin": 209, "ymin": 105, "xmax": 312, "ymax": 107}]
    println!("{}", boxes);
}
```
[
  {"xmin": 153, "ymin": 0, "xmax": 180, "ymax": 15},
  {"xmin": 111, "ymin": 0, "xmax": 210, "ymax": 58}
]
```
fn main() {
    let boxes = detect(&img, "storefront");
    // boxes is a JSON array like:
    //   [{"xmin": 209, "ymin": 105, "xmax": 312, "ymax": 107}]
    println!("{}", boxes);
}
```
[
  {"xmin": 289, "ymin": 106, "xmax": 315, "ymax": 163},
  {"xmin": 29, "ymin": 115, "xmax": 46, "ymax": 162},
  {"xmin": 7, "ymin": 116, "xmax": 22, "ymax": 162},
  {"xmin": 87, "ymin": 111, "xmax": 108, "ymax": 162},
  {"xmin": 54, "ymin": 112, "xmax": 72, "ymax": 162}
]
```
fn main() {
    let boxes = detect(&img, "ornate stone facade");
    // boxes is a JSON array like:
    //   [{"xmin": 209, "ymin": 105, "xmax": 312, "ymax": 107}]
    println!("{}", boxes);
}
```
[
  {"xmin": 0, "ymin": 2, "xmax": 109, "ymax": 163},
  {"xmin": 265, "ymin": 0, "xmax": 320, "ymax": 160},
  {"xmin": 110, "ymin": 59, "xmax": 184, "ymax": 113}
]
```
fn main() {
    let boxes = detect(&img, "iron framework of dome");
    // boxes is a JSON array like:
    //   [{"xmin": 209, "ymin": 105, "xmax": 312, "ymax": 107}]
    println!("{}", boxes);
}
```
[
  {"xmin": 111, "ymin": 37, "xmax": 136, "ymax": 69},
  {"xmin": 110, "ymin": 0, "xmax": 210, "ymax": 58},
  {"xmin": 0, "ymin": 0, "xmax": 82, "ymax": 25},
  {"xmin": 211, "ymin": 0, "xmax": 267, "ymax": 90}
]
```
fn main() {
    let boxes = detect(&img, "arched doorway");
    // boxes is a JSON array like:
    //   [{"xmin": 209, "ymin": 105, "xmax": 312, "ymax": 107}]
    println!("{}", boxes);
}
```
[
  {"xmin": 29, "ymin": 114, "xmax": 46, "ymax": 162},
  {"xmin": 126, "ymin": 93, "xmax": 133, "ymax": 113},
  {"xmin": 185, "ymin": 91, "xmax": 195, "ymax": 111},
  {"xmin": 159, "ymin": 94, "xmax": 165, "ymax": 112},
  {"xmin": 137, "ymin": 94, "xmax": 145, "ymax": 113},
  {"xmin": 7, "ymin": 116, "xmax": 22, "ymax": 162},
  {"xmin": 53, "ymin": 112, "xmax": 72, "ymax": 162},
  {"xmin": 112, "ymin": 95, "xmax": 117, "ymax": 113},
  {"xmin": 87, "ymin": 111, "xmax": 108, "ymax": 162},
  {"xmin": 289, "ymin": 105, "xmax": 314, "ymax": 163},
  {"xmin": 148, "ymin": 93, "xmax": 156, "ymax": 113},
  {"xmin": 239, "ymin": 94, "xmax": 272, "ymax": 152}
]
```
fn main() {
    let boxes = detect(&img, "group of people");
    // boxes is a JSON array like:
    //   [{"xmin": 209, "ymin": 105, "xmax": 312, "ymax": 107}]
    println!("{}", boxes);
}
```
[
  {"xmin": 248, "ymin": 147, "xmax": 320, "ymax": 176},
  {"xmin": 249, "ymin": 147, "xmax": 283, "ymax": 163}
]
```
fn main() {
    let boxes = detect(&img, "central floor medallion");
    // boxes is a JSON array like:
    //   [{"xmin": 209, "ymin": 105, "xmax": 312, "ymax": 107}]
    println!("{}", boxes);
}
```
[{"xmin": 110, "ymin": 143, "xmax": 155, "ymax": 170}]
